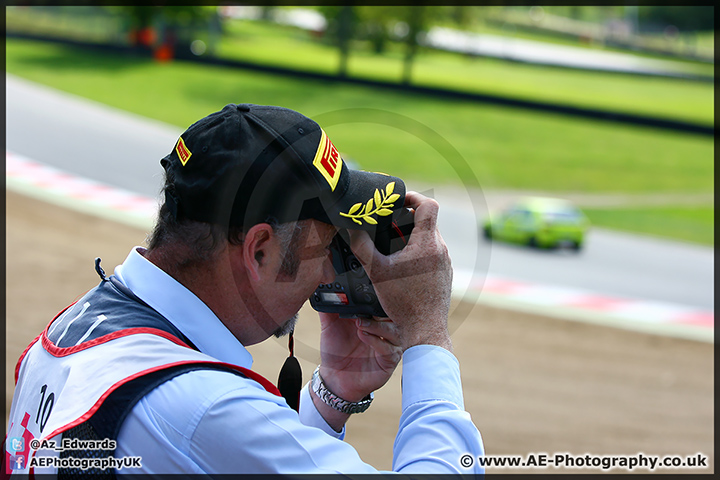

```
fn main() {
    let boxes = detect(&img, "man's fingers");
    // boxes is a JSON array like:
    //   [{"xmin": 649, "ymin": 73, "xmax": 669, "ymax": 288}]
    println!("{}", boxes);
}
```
[
  {"xmin": 355, "ymin": 317, "xmax": 399, "ymax": 346},
  {"xmin": 404, "ymin": 191, "xmax": 440, "ymax": 245},
  {"xmin": 318, "ymin": 311, "xmax": 340, "ymax": 323},
  {"xmin": 356, "ymin": 329, "xmax": 402, "ymax": 367},
  {"xmin": 403, "ymin": 190, "xmax": 427, "ymax": 209}
]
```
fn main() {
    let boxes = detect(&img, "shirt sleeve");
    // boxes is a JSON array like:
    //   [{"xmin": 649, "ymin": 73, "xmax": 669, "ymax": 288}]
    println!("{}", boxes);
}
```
[
  {"xmin": 393, "ymin": 345, "xmax": 485, "ymax": 473},
  {"xmin": 298, "ymin": 381, "xmax": 346, "ymax": 440},
  {"xmin": 117, "ymin": 346, "xmax": 484, "ymax": 474}
]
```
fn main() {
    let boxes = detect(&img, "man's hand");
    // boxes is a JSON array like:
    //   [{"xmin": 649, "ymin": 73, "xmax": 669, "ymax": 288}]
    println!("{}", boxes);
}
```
[
  {"xmin": 312, "ymin": 311, "xmax": 402, "ymax": 431},
  {"xmin": 349, "ymin": 191, "xmax": 453, "ymax": 352},
  {"xmin": 311, "ymin": 191, "xmax": 452, "ymax": 431}
]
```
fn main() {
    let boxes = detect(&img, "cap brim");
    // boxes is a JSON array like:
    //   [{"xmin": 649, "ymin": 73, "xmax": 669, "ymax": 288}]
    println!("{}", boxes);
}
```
[{"xmin": 324, "ymin": 170, "xmax": 406, "ymax": 231}]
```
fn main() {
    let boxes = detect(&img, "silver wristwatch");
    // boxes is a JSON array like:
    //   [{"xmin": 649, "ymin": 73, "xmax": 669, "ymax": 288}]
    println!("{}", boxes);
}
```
[{"xmin": 311, "ymin": 366, "xmax": 373, "ymax": 414}]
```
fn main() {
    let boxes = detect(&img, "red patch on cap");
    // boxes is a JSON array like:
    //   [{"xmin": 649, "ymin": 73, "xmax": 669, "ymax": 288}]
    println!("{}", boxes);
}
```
[
  {"xmin": 176, "ymin": 137, "xmax": 192, "ymax": 166},
  {"xmin": 312, "ymin": 129, "xmax": 342, "ymax": 191}
]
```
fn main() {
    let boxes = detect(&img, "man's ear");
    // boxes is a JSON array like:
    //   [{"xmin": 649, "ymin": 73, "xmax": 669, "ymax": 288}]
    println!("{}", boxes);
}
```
[{"xmin": 242, "ymin": 223, "xmax": 275, "ymax": 282}]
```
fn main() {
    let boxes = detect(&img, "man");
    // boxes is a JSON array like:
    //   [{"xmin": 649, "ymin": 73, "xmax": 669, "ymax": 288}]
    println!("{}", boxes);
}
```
[{"xmin": 5, "ymin": 104, "xmax": 484, "ymax": 475}]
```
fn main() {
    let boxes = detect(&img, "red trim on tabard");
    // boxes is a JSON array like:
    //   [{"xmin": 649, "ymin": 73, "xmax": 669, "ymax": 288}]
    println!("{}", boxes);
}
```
[
  {"xmin": 20, "ymin": 306, "xmax": 283, "ymax": 448},
  {"xmin": 14, "ymin": 334, "xmax": 41, "ymax": 386},
  {"xmin": 41, "ymin": 327, "xmax": 191, "ymax": 357},
  {"xmin": 14, "ymin": 302, "xmax": 77, "ymax": 384},
  {"xmin": 41, "ymin": 359, "xmax": 281, "ymax": 442}
]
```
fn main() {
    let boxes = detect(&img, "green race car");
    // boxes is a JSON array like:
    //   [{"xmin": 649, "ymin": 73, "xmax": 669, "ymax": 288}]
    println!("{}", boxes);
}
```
[{"xmin": 482, "ymin": 197, "xmax": 590, "ymax": 251}]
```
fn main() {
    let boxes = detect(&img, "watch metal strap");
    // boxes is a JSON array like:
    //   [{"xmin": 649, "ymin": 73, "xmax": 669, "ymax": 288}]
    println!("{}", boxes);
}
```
[{"xmin": 311, "ymin": 366, "xmax": 373, "ymax": 414}]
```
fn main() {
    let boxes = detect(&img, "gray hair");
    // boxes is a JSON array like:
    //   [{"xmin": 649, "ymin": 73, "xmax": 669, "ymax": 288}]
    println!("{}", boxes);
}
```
[{"xmin": 147, "ymin": 199, "xmax": 306, "ymax": 276}]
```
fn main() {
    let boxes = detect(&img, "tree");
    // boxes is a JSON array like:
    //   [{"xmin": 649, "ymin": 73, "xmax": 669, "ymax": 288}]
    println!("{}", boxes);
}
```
[
  {"xmin": 636, "ymin": 6, "xmax": 714, "ymax": 32},
  {"xmin": 317, "ymin": 5, "xmax": 445, "ymax": 83},
  {"xmin": 401, "ymin": 6, "xmax": 426, "ymax": 85},
  {"xmin": 317, "ymin": 4, "xmax": 357, "ymax": 77}
]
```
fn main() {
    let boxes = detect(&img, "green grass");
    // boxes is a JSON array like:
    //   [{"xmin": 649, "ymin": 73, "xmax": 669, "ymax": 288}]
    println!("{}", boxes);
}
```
[
  {"xmin": 5, "ymin": 37, "xmax": 714, "ymax": 245},
  {"xmin": 6, "ymin": 37, "xmax": 713, "ymax": 192},
  {"xmin": 216, "ymin": 19, "xmax": 714, "ymax": 126},
  {"xmin": 583, "ymin": 206, "xmax": 714, "ymax": 246},
  {"xmin": 7, "ymin": 7, "xmax": 714, "ymax": 126},
  {"xmin": 217, "ymin": 20, "xmax": 340, "ymax": 75},
  {"xmin": 691, "ymin": 30, "xmax": 715, "ymax": 52},
  {"xmin": 5, "ymin": 6, "xmax": 126, "ymax": 44}
]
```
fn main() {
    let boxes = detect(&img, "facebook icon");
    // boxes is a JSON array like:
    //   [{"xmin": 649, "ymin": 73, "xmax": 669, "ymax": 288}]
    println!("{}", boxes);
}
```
[{"xmin": 9, "ymin": 454, "xmax": 25, "ymax": 470}]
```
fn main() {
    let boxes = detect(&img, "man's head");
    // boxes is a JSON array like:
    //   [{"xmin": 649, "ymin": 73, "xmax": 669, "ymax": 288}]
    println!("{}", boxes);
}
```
[
  {"xmin": 147, "ymin": 104, "xmax": 407, "ymax": 344},
  {"xmin": 159, "ymin": 103, "xmax": 406, "ymax": 232}
]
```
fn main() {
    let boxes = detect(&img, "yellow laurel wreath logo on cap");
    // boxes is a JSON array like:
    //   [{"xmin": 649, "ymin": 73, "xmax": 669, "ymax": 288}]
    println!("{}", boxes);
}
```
[{"xmin": 340, "ymin": 182, "xmax": 400, "ymax": 225}]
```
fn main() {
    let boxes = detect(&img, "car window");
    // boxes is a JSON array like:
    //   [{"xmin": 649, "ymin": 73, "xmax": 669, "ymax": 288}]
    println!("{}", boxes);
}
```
[
  {"xmin": 507, "ymin": 208, "xmax": 530, "ymax": 218},
  {"xmin": 543, "ymin": 208, "xmax": 582, "ymax": 222}
]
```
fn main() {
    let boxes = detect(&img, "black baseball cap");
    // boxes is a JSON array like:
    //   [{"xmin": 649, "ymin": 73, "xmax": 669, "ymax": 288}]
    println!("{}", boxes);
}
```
[{"xmin": 161, "ymin": 104, "xmax": 406, "ymax": 232}]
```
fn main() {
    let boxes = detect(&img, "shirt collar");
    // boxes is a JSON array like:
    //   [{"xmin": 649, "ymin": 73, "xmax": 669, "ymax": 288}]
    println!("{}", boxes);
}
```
[{"xmin": 113, "ymin": 246, "xmax": 253, "ymax": 368}]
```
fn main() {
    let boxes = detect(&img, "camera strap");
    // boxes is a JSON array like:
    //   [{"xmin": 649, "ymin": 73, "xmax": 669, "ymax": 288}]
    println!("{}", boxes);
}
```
[{"xmin": 277, "ymin": 331, "xmax": 302, "ymax": 412}]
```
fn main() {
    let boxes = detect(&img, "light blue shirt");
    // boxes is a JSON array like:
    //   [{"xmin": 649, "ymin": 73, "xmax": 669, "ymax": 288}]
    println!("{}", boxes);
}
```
[{"xmin": 113, "ymin": 247, "xmax": 484, "ymax": 474}]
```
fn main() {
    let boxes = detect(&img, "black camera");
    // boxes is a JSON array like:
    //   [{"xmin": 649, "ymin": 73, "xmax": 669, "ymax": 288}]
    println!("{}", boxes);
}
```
[{"xmin": 310, "ymin": 208, "xmax": 414, "ymax": 318}]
